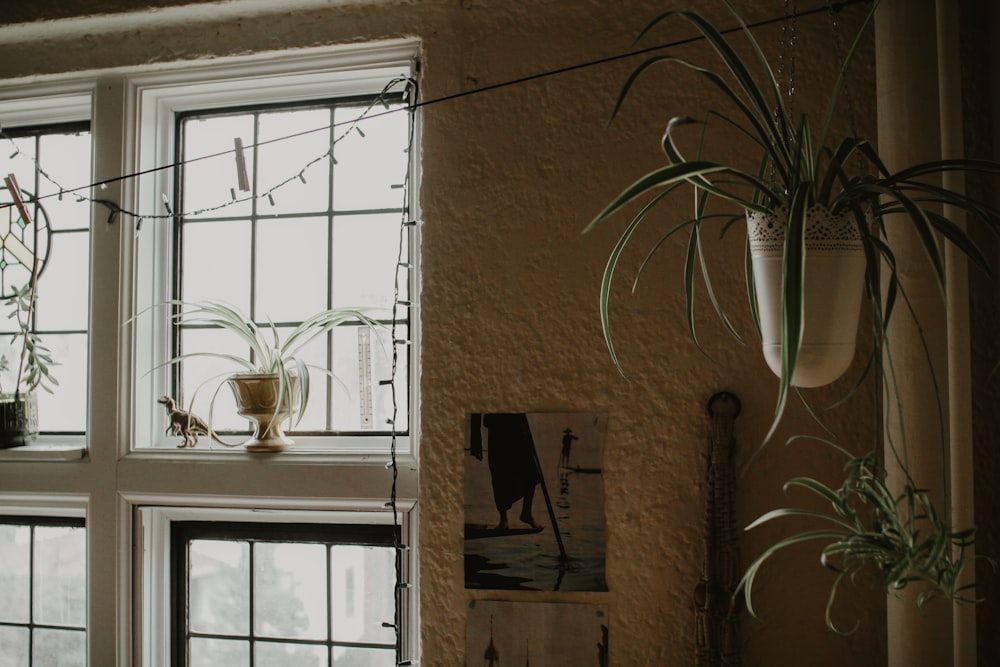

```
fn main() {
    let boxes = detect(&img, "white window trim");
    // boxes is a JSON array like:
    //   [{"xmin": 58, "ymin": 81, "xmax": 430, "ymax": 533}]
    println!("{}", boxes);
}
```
[
  {"xmin": 131, "ymin": 496, "xmax": 417, "ymax": 667},
  {"xmin": 0, "ymin": 39, "xmax": 422, "ymax": 667},
  {"xmin": 123, "ymin": 41, "xmax": 420, "ymax": 457},
  {"xmin": 0, "ymin": 492, "xmax": 88, "ymax": 519}
]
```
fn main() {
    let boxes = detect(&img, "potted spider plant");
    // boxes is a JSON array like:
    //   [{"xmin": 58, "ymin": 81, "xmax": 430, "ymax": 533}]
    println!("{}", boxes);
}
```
[
  {"xmin": 159, "ymin": 299, "xmax": 377, "ymax": 452},
  {"xmin": 583, "ymin": 0, "xmax": 1000, "ymax": 440}
]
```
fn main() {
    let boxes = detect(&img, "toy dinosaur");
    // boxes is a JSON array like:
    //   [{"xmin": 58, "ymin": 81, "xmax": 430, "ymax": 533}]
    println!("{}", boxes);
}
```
[{"xmin": 157, "ymin": 396, "xmax": 227, "ymax": 448}]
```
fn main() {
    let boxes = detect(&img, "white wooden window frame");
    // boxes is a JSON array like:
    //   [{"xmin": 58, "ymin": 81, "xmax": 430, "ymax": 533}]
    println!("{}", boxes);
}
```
[
  {"xmin": 126, "ymin": 40, "xmax": 420, "ymax": 458},
  {"xmin": 0, "ymin": 39, "xmax": 422, "ymax": 667},
  {"xmin": 132, "ymin": 499, "xmax": 417, "ymax": 667}
]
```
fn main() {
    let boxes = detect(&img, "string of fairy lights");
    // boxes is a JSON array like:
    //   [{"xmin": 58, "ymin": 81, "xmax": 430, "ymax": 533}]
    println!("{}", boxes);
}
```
[{"xmin": 3, "ymin": 75, "xmax": 415, "ymax": 230}]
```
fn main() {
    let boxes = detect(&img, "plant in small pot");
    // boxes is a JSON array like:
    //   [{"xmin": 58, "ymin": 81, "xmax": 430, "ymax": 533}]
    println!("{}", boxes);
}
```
[
  {"xmin": 160, "ymin": 299, "xmax": 377, "ymax": 453},
  {"xmin": 583, "ymin": 0, "xmax": 1000, "ymax": 437},
  {"xmin": 583, "ymin": 0, "xmax": 1000, "ymax": 625},
  {"xmin": 0, "ymin": 280, "xmax": 58, "ymax": 448}
]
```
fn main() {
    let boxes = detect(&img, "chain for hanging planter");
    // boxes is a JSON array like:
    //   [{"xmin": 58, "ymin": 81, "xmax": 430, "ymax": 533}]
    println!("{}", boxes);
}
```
[{"xmin": 694, "ymin": 392, "xmax": 742, "ymax": 667}]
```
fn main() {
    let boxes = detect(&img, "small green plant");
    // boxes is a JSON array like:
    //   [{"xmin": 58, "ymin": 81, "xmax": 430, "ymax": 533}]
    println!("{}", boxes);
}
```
[
  {"xmin": 157, "ymin": 299, "xmax": 378, "ymax": 427},
  {"xmin": 1, "ymin": 281, "xmax": 58, "ymax": 396},
  {"xmin": 736, "ymin": 437, "xmax": 989, "ymax": 633}
]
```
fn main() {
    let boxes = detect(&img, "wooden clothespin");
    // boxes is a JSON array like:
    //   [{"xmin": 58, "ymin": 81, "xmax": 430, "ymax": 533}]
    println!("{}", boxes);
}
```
[
  {"xmin": 3, "ymin": 173, "xmax": 32, "ymax": 227},
  {"xmin": 234, "ymin": 138, "xmax": 250, "ymax": 192}
]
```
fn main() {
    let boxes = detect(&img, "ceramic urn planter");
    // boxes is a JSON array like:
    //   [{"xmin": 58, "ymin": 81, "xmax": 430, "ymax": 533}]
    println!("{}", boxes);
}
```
[
  {"xmin": 747, "ymin": 204, "xmax": 869, "ymax": 387},
  {"xmin": 227, "ymin": 372, "xmax": 301, "ymax": 452}
]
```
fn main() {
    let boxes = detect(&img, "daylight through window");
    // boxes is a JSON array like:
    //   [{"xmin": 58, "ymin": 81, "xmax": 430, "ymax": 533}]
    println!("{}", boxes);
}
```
[
  {"xmin": 172, "ymin": 521, "xmax": 397, "ymax": 667},
  {"xmin": 0, "ymin": 124, "xmax": 91, "ymax": 436},
  {"xmin": 0, "ymin": 516, "xmax": 87, "ymax": 667}
]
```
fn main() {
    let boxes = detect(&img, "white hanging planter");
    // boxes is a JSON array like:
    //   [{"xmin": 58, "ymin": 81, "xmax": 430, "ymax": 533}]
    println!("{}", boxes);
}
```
[{"xmin": 747, "ymin": 204, "xmax": 869, "ymax": 388}]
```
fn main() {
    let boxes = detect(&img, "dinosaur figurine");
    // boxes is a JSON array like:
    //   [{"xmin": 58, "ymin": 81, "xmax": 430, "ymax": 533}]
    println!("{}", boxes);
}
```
[{"xmin": 157, "ymin": 396, "xmax": 226, "ymax": 448}]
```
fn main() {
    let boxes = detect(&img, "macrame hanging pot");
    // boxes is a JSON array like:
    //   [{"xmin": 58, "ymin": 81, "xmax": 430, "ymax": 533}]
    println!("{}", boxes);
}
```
[{"xmin": 747, "ymin": 204, "xmax": 868, "ymax": 388}]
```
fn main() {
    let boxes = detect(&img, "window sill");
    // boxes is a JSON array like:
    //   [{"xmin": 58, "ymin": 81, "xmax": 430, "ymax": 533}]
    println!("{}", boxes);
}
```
[
  {"xmin": 130, "ymin": 434, "xmax": 413, "ymax": 465},
  {"xmin": 0, "ymin": 436, "xmax": 87, "ymax": 461}
]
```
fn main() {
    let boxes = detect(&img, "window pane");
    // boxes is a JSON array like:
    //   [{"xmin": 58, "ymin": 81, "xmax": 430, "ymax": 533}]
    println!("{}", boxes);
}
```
[
  {"xmin": 331, "ymin": 645, "xmax": 395, "ymax": 667},
  {"xmin": 181, "ymin": 220, "xmax": 252, "ymax": 310},
  {"xmin": 190, "ymin": 637, "xmax": 249, "ymax": 667},
  {"xmin": 0, "ymin": 524, "xmax": 30, "ymax": 623},
  {"xmin": 331, "ymin": 324, "xmax": 404, "ymax": 432},
  {"xmin": 189, "ymin": 539, "xmax": 249, "ymax": 636},
  {"xmin": 254, "ymin": 542, "xmax": 326, "ymax": 640},
  {"xmin": 255, "ymin": 217, "xmax": 327, "ymax": 322},
  {"xmin": 35, "ymin": 333, "xmax": 88, "ymax": 432},
  {"xmin": 32, "ymin": 628, "xmax": 86, "ymax": 667},
  {"xmin": 330, "ymin": 545, "xmax": 395, "ymax": 644},
  {"xmin": 33, "ymin": 526, "xmax": 86, "ymax": 626},
  {"xmin": 256, "ymin": 641, "xmax": 326, "ymax": 667},
  {"xmin": 332, "ymin": 104, "xmax": 408, "ymax": 211},
  {"xmin": 332, "ymin": 212, "xmax": 406, "ymax": 310},
  {"xmin": 0, "ymin": 626, "xmax": 29, "ymax": 667},
  {"xmin": 182, "ymin": 115, "xmax": 255, "ymax": 220},
  {"xmin": 257, "ymin": 108, "xmax": 331, "ymax": 215},
  {"xmin": 178, "ymin": 328, "xmax": 244, "ymax": 431},
  {"xmin": 36, "ymin": 231, "xmax": 89, "ymax": 331},
  {"xmin": 37, "ymin": 133, "xmax": 91, "ymax": 231}
]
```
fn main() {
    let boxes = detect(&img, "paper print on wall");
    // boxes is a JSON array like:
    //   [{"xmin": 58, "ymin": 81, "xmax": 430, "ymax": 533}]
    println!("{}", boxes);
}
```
[
  {"xmin": 464, "ymin": 412, "xmax": 607, "ymax": 591},
  {"xmin": 467, "ymin": 599, "xmax": 609, "ymax": 667}
]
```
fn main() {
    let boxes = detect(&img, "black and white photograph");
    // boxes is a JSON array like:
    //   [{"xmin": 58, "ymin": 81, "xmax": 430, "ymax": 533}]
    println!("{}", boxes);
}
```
[
  {"xmin": 467, "ymin": 599, "xmax": 609, "ymax": 667},
  {"xmin": 464, "ymin": 412, "xmax": 607, "ymax": 592}
]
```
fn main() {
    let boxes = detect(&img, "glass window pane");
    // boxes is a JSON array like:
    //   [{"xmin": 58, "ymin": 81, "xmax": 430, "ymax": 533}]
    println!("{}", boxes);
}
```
[
  {"xmin": 0, "ymin": 524, "xmax": 30, "ymax": 623},
  {"xmin": 256, "ymin": 641, "xmax": 326, "ymax": 667},
  {"xmin": 37, "ymin": 230, "xmax": 89, "ymax": 330},
  {"xmin": 189, "ymin": 539, "xmax": 249, "ymax": 636},
  {"xmin": 181, "ymin": 220, "xmax": 252, "ymax": 309},
  {"xmin": 332, "ymin": 213, "xmax": 406, "ymax": 310},
  {"xmin": 190, "ymin": 637, "xmax": 249, "ymax": 667},
  {"xmin": 257, "ymin": 108, "xmax": 331, "ymax": 215},
  {"xmin": 178, "ymin": 328, "xmax": 245, "ymax": 432},
  {"xmin": 331, "ymin": 646, "xmax": 395, "ymax": 667},
  {"xmin": 332, "ymin": 104, "xmax": 408, "ymax": 212},
  {"xmin": 37, "ymin": 132, "xmax": 91, "ymax": 232},
  {"xmin": 35, "ymin": 333, "xmax": 88, "ymax": 432},
  {"xmin": 182, "ymin": 115, "xmax": 255, "ymax": 220},
  {"xmin": 33, "ymin": 526, "xmax": 86, "ymax": 626},
  {"xmin": 32, "ymin": 628, "xmax": 86, "ymax": 667},
  {"xmin": 255, "ymin": 217, "xmax": 327, "ymax": 322},
  {"xmin": 272, "ymin": 325, "xmax": 327, "ymax": 432},
  {"xmin": 330, "ymin": 324, "xmax": 404, "ymax": 432},
  {"xmin": 330, "ymin": 545, "xmax": 395, "ymax": 644},
  {"xmin": 0, "ymin": 625, "xmax": 29, "ymax": 667},
  {"xmin": 254, "ymin": 542, "xmax": 326, "ymax": 640}
]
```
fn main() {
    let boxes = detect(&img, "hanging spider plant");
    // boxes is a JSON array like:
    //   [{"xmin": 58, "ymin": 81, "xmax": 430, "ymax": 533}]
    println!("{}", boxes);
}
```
[
  {"xmin": 583, "ymin": 0, "xmax": 1000, "ymax": 440},
  {"xmin": 735, "ymin": 437, "xmax": 989, "ymax": 633}
]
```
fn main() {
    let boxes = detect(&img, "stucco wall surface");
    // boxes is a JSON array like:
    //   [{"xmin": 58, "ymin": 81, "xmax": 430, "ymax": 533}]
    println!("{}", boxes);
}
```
[{"xmin": 0, "ymin": 1, "xmax": 885, "ymax": 665}]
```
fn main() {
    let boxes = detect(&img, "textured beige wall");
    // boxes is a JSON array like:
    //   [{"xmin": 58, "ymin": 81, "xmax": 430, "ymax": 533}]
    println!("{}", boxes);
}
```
[{"xmin": 0, "ymin": 1, "xmax": 885, "ymax": 664}]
